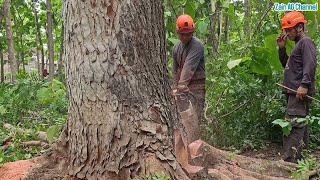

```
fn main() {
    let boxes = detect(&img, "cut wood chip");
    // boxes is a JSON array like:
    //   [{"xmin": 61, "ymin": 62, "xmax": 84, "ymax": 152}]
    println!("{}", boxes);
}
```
[
  {"xmin": 173, "ymin": 129, "xmax": 204, "ymax": 174},
  {"xmin": 188, "ymin": 140, "xmax": 203, "ymax": 159}
]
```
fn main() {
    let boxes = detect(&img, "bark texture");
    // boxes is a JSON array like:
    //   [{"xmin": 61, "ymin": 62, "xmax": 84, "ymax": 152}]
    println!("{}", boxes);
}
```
[
  {"xmin": 4, "ymin": 0, "xmax": 18, "ymax": 82},
  {"xmin": 46, "ymin": 0, "xmax": 55, "ymax": 80},
  {"xmin": 64, "ymin": 0, "xmax": 187, "ymax": 179}
]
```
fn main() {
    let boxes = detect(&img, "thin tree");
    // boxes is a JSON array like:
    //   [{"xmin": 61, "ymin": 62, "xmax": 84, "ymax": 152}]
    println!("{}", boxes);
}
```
[
  {"xmin": 46, "ymin": 0, "xmax": 54, "ymax": 80},
  {"xmin": 3, "ymin": 0, "xmax": 18, "ymax": 82},
  {"xmin": 33, "ymin": 0, "xmax": 45, "ymax": 78}
]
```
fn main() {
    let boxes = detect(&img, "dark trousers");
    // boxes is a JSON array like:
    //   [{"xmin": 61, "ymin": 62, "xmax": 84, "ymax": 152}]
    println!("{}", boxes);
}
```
[{"xmin": 283, "ymin": 94, "xmax": 311, "ymax": 163}]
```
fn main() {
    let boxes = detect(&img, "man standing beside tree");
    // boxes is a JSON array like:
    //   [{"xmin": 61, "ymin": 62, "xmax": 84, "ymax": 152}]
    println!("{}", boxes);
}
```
[
  {"xmin": 277, "ymin": 11, "xmax": 317, "ymax": 163},
  {"xmin": 172, "ymin": 14, "xmax": 206, "ymax": 142}
]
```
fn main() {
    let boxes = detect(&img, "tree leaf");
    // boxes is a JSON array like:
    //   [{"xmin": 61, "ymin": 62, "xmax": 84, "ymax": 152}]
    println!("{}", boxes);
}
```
[
  {"xmin": 0, "ymin": 105, "xmax": 7, "ymax": 115},
  {"xmin": 283, "ymin": 125, "xmax": 292, "ymax": 136},
  {"xmin": 296, "ymin": 118, "xmax": 307, "ymax": 123},
  {"xmin": 221, "ymin": 0, "xmax": 229, "ymax": 8},
  {"xmin": 251, "ymin": 47, "xmax": 272, "ymax": 75},
  {"xmin": 197, "ymin": 19, "xmax": 208, "ymax": 34},
  {"xmin": 227, "ymin": 59, "xmax": 242, "ymax": 69},
  {"xmin": 185, "ymin": 2, "xmax": 196, "ymax": 18},
  {"xmin": 272, "ymin": 119, "xmax": 289, "ymax": 128},
  {"xmin": 168, "ymin": 37, "xmax": 180, "ymax": 45},
  {"xmin": 228, "ymin": 4, "xmax": 235, "ymax": 22},
  {"xmin": 264, "ymin": 34, "xmax": 282, "ymax": 71}
]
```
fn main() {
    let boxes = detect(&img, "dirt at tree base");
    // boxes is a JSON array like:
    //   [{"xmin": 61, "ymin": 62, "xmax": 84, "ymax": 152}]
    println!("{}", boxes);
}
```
[
  {"xmin": 241, "ymin": 142, "xmax": 320, "ymax": 162},
  {"xmin": 240, "ymin": 143, "xmax": 283, "ymax": 161},
  {"xmin": 0, "ymin": 157, "xmax": 42, "ymax": 180},
  {"xmin": 0, "ymin": 151, "xmax": 69, "ymax": 180}
]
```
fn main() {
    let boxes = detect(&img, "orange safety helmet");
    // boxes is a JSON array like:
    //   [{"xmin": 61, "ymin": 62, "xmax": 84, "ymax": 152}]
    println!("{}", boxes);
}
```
[
  {"xmin": 281, "ymin": 11, "xmax": 307, "ymax": 30},
  {"xmin": 176, "ymin": 14, "xmax": 195, "ymax": 34}
]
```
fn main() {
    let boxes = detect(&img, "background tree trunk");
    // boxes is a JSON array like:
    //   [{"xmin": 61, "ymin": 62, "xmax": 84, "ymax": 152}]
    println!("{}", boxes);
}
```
[
  {"xmin": 64, "ymin": 0, "xmax": 187, "ymax": 179},
  {"xmin": 4, "ymin": 0, "xmax": 18, "ymax": 82},
  {"xmin": 57, "ymin": 24, "xmax": 64, "ymax": 76},
  {"xmin": 223, "ymin": 15, "xmax": 229, "ymax": 43},
  {"xmin": 33, "ymin": 1, "xmax": 44, "ymax": 78},
  {"xmin": 46, "ymin": 0, "xmax": 54, "ymax": 80},
  {"xmin": 0, "ymin": 48, "xmax": 4, "ymax": 83},
  {"xmin": 210, "ymin": 0, "xmax": 221, "ymax": 56},
  {"xmin": 0, "ymin": 4, "xmax": 5, "ymax": 82},
  {"xmin": 218, "ymin": 9, "xmax": 223, "ymax": 46}
]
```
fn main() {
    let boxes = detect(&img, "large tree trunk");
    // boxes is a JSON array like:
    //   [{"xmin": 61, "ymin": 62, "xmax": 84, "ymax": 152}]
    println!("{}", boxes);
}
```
[
  {"xmin": 63, "ymin": 0, "xmax": 188, "ymax": 179},
  {"xmin": 3, "ymin": 0, "xmax": 18, "ymax": 82},
  {"xmin": 46, "ymin": 0, "xmax": 54, "ymax": 80}
]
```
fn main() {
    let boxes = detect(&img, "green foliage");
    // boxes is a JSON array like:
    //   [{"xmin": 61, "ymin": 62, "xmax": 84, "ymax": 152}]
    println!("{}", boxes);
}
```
[
  {"xmin": 47, "ymin": 125, "xmax": 63, "ymax": 143},
  {"xmin": 0, "ymin": 75, "xmax": 67, "ymax": 163},
  {"xmin": 37, "ymin": 79, "xmax": 67, "ymax": 111},
  {"xmin": 292, "ymin": 155, "xmax": 318, "ymax": 180},
  {"xmin": 272, "ymin": 119, "xmax": 292, "ymax": 136}
]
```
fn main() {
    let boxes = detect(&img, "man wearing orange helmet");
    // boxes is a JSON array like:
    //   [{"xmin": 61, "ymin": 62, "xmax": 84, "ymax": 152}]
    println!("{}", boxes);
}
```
[
  {"xmin": 172, "ymin": 14, "xmax": 205, "ymax": 141},
  {"xmin": 277, "ymin": 11, "xmax": 317, "ymax": 163}
]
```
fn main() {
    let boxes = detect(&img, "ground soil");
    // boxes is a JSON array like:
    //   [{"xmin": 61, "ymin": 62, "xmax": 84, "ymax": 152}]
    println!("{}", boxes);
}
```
[
  {"xmin": 1, "ymin": 142, "xmax": 319, "ymax": 179},
  {"xmin": 241, "ymin": 142, "xmax": 320, "ymax": 162}
]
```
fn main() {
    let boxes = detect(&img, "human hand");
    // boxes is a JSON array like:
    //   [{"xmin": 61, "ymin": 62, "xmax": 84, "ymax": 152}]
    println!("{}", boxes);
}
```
[
  {"xmin": 296, "ymin": 86, "xmax": 308, "ymax": 100},
  {"xmin": 277, "ymin": 34, "xmax": 287, "ymax": 48}
]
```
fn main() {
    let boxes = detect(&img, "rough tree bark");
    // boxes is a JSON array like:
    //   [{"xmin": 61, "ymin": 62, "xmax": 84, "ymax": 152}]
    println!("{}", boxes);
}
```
[
  {"xmin": 3, "ymin": 0, "xmax": 18, "ymax": 82},
  {"xmin": 46, "ymin": 0, "xmax": 55, "ymax": 80},
  {"xmin": 62, "ymin": 0, "xmax": 188, "ymax": 179}
]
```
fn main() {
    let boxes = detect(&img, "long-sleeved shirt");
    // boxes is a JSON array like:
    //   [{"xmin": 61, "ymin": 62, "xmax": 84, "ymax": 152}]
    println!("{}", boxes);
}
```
[
  {"xmin": 173, "ymin": 37, "xmax": 205, "ymax": 89},
  {"xmin": 279, "ymin": 36, "xmax": 317, "ymax": 95}
]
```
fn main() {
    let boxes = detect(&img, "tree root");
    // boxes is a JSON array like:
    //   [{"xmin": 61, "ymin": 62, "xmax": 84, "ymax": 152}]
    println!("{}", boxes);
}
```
[
  {"xmin": 21, "ymin": 141, "xmax": 48, "ymax": 148},
  {"xmin": 182, "ymin": 140, "xmax": 298, "ymax": 179}
]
